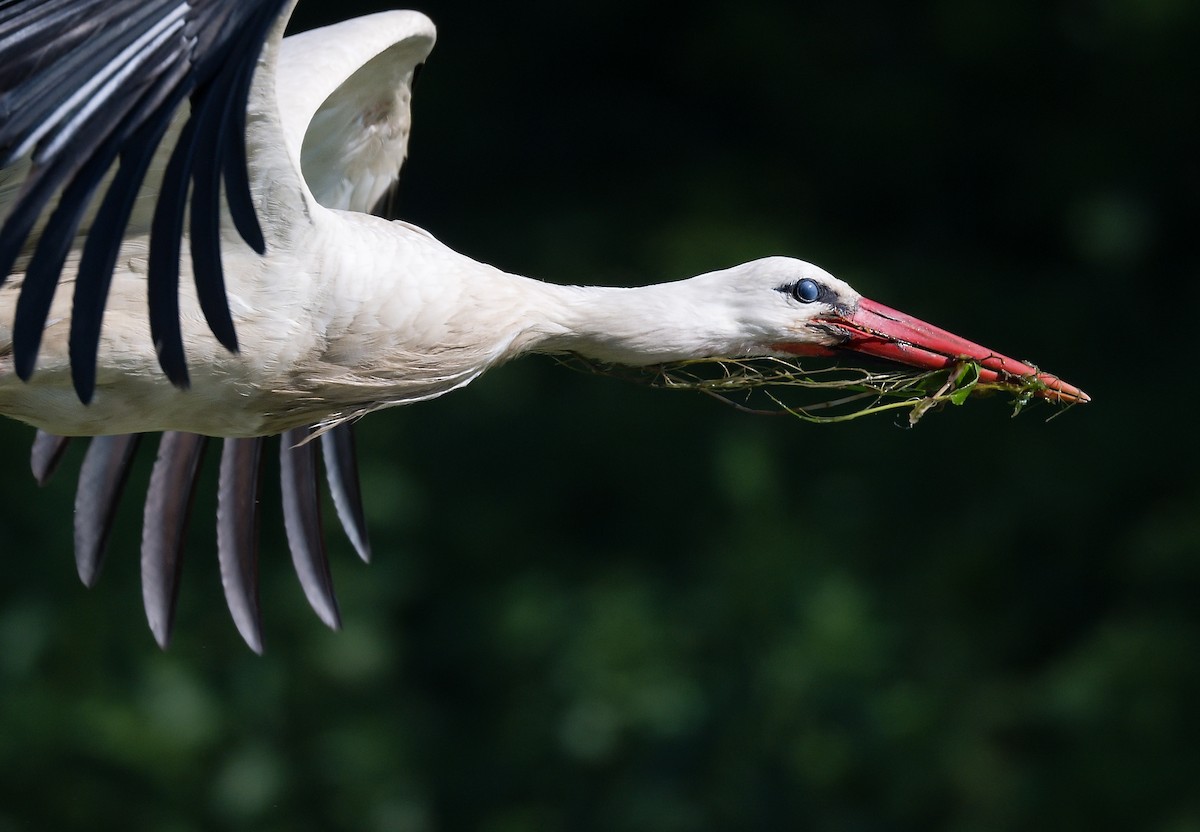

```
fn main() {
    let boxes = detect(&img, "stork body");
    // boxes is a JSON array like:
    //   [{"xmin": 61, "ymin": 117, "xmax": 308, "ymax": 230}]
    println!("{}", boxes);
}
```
[
  {"xmin": 0, "ymin": 211, "xmax": 510, "ymax": 435},
  {"xmin": 0, "ymin": 219, "xmax": 887, "ymax": 437}
]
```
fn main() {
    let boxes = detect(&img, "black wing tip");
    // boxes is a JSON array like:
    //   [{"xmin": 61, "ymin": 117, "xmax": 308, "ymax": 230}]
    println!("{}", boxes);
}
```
[
  {"xmin": 217, "ymin": 436, "xmax": 267, "ymax": 654},
  {"xmin": 219, "ymin": 327, "xmax": 240, "ymax": 354},
  {"xmin": 72, "ymin": 368, "xmax": 97, "ymax": 405},
  {"xmin": 226, "ymin": 595, "xmax": 267, "ymax": 654},
  {"xmin": 12, "ymin": 345, "xmax": 36, "ymax": 382},
  {"xmin": 141, "ymin": 432, "xmax": 208, "ymax": 652},
  {"xmin": 318, "ymin": 603, "xmax": 343, "ymax": 632},
  {"xmin": 238, "ymin": 623, "xmax": 266, "ymax": 655},
  {"xmin": 155, "ymin": 347, "xmax": 192, "ymax": 389},
  {"xmin": 30, "ymin": 431, "xmax": 70, "ymax": 485},
  {"xmin": 321, "ymin": 426, "xmax": 373, "ymax": 564},
  {"xmin": 302, "ymin": 568, "xmax": 343, "ymax": 632},
  {"xmin": 75, "ymin": 555, "xmax": 103, "ymax": 589},
  {"xmin": 280, "ymin": 429, "xmax": 344, "ymax": 631},
  {"xmin": 147, "ymin": 613, "xmax": 174, "ymax": 650},
  {"xmin": 74, "ymin": 433, "xmax": 142, "ymax": 590}
]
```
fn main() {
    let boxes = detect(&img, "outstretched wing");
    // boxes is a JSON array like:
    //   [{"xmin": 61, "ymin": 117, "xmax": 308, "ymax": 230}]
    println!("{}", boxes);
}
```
[
  {"xmin": 0, "ymin": 0, "xmax": 291, "ymax": 400},
  {"xmin": 29, "ymin": 10, "xmax": 436, "ymax": 653},
  {"xmin": 32, "ymin": 424, "xmax": 368, "ymax": 654}
]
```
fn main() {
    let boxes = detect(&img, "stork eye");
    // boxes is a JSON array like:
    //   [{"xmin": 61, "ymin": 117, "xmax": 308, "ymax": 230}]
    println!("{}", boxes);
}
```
[{"xmin": 792, "ymin": 278, "xmax": 821, "ymax": 303}]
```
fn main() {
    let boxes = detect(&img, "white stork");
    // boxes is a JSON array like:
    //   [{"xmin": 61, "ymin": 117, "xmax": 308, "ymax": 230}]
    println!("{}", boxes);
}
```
[{"xmin": 0, "ymin": 1, "xmax": 1087, "ymax": 651}]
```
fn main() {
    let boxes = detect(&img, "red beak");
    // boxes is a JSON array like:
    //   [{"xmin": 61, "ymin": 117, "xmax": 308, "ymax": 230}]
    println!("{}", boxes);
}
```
[{"xmin": 803, "ymin": 298, "xmax": 1090, "ymax": 403}]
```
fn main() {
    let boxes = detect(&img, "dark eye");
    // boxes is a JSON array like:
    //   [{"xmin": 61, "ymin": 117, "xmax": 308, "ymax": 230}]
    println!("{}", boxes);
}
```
[{"xmin": 792, "ymin": 278, "xmax": 821, "ymax": 303}]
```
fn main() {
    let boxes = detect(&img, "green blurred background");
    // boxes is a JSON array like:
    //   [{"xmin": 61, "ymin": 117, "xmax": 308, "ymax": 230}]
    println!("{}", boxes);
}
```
[{"xmin": 2, "ymin": 1, "xmax": 1197, "ymax": 829}]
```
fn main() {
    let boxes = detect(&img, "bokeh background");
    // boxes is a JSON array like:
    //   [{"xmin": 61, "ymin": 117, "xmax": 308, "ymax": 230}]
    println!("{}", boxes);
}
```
[{"xmin": 2, "ymin": 1, "xmax": 1197, "ymax": 829}]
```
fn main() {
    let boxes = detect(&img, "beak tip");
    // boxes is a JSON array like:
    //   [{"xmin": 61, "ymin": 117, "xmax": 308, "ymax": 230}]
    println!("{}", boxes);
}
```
[{"xmin": 1038, "ymin": 375, "xmax": 1089, "ymax": 405}]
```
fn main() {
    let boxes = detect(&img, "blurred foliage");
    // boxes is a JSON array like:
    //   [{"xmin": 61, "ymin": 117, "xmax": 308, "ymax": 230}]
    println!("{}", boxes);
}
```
[{"xmin": 1, "ymin": 1, "xmax": 1198, "ymax": 830}]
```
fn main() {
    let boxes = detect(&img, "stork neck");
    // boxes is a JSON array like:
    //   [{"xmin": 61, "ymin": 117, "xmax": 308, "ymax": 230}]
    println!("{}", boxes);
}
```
[
  {"xmin": 530, "ymin": 275, "xmax": 744, "ymax": 366},
  {"xmin": 327, "ymin": 217, "xmax": 742, "ymax": 372}
]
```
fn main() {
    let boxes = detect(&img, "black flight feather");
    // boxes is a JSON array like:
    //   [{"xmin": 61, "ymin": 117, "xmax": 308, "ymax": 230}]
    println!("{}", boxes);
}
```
[
  {"xmin": 217, "ymin": 436, "xmax": 265, "ymax": 654},
  {"xmin": 280, "ymin": 427, "xmax": 341, "ymax": 631},
  {"xmin": 0, "ymin": 0, "xmax": 289, "ymax": 392},
  {"xmin": 74, "ymin": 433, "xmax": 141, "ymax": 587},
  {"xmin": 141, "ymin": 431, "xmax": 208, "ymax": 648}
]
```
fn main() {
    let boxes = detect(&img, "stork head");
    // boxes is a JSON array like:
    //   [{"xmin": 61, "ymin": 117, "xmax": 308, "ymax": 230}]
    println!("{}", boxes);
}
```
[{"xmin": 717, "ymin": 257, "xmax": 1088, "ymax": 403}]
